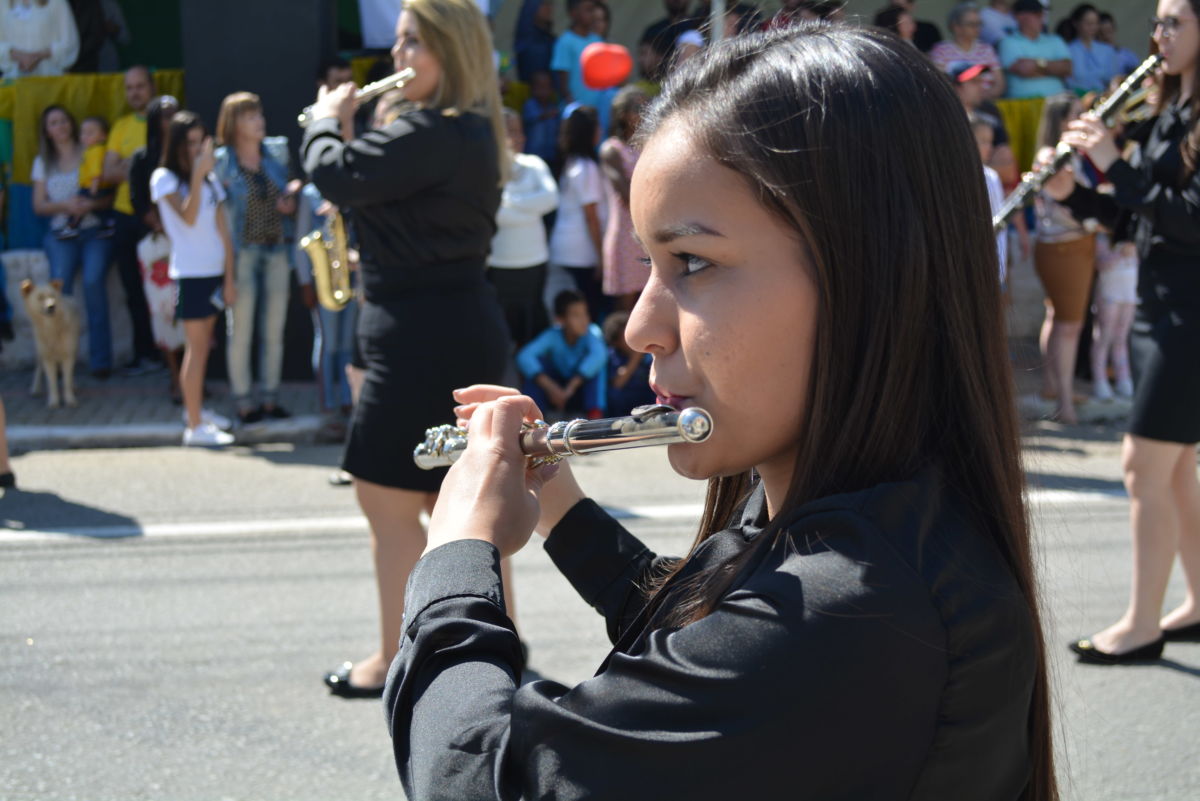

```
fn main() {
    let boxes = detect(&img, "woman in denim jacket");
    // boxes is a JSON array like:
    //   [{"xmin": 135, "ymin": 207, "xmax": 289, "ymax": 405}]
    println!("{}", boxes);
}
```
[{"xmin": 214, "ymin": 92, "xmax": 298, "ymax": 424}]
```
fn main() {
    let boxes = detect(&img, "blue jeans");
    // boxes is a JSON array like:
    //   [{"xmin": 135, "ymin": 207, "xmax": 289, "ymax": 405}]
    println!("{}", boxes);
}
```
[
  {"xmin": 225, "ymin": 244, "xmax": 290, "ymax": 410},
  {"xmin": 43, "ymin": 228, "xmax": 114, "ymax": 371},
  {"xmin": 313, "ymin": 300, "xmax": 358, "ymax": 411},
  {"xmin": 522, "ymin": 354, "xmax": 605, "ymax": 414}
]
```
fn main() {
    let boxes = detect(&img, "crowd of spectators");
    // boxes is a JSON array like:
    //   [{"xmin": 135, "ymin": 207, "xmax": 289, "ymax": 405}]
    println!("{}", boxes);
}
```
[{"xmin": 0, "ymin": 0, "xmax": 1157, "ymax": 443}]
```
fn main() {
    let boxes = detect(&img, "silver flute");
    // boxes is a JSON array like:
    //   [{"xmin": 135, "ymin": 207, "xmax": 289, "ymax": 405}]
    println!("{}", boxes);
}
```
[
  {"xmin": 992, "ymin": 54, "xmax": 1162, "ymax": 233},
  {"xmin": 413, "ymin": 404, "xmax": 714, "ymax": 470},
  {"xmin": 297, "ymin": 67, "xmax": 416, "ymax": 128}
]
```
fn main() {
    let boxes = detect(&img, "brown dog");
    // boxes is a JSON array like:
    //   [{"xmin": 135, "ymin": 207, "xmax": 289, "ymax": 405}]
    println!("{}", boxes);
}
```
[{"xmin": 21, "ymin": 279, "xmax": 80, "ymax": 408}]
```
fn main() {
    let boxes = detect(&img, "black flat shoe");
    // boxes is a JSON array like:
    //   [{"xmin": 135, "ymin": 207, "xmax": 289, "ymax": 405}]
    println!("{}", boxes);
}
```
[
  {"xmin": 1069, "ymin": 636, "xmax": 1165, "ymax": 665},
  {"xmin": 324, "ymin": 661, "xmax": 385, "ymax": 698},
  {"xmin": 1162, "ymin": 620, "xmax": 1200, "ymax": 642},
  {"xmin": 0, "ymin": 472, "xmax": 14, "ymax": 489}
]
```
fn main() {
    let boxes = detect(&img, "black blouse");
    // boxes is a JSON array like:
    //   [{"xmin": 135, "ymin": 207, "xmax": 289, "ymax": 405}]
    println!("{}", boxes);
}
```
[
  {"xmin": 301, "ymin": 110, "xmax": 500, "ymax": 303},
  {"xmin": 1064, "ymin": 102, "xmax": 1200, "ymax": 273},
  {"xmin": 383, "ymin": 469, "xmax": 1037, "ymax": 800}
]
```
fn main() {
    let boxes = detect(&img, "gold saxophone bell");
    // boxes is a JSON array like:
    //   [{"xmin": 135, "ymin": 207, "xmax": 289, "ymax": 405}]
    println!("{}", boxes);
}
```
[
  {"xmin": 1116, "ymin": 85, "xmax": 1154, "ymax": 124},
  {"xmin": 301, "ymin": 210, "xmax": 354, "ymax": 312}
]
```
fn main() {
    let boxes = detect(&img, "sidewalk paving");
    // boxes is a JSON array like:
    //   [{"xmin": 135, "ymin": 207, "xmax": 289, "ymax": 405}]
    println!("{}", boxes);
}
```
[
  {"xmin": 1, "ymin": 337, "xmax": 1138, "ymax": 451},
  {"xmin": 1, "ymin": 365, "xmax": 334, "ymax": 450}
]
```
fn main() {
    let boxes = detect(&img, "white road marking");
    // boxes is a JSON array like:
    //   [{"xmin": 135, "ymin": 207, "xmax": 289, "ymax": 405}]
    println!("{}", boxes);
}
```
[{"xmin": 0, "ymin": 490, "xmax": 1127, "ymax": 544}]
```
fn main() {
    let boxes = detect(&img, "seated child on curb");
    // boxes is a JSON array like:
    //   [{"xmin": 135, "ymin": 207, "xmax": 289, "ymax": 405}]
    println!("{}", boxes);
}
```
[
  {"xmin": 517, "ymin": 288, "xmax": 606, "ymax": 418},
  {"xmin": 602, "ymin": 310, "xmax": 654, "ymax": 416},
  {"xmin": 60, "ymin": 116, "xmax": 116, "ymax": 239}
]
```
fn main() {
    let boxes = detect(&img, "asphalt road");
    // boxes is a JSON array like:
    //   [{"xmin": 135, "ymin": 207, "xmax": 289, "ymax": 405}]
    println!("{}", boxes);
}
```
[{"xmin": 1, "ymin": 432, "xmax": 1197, "ymax": 800}]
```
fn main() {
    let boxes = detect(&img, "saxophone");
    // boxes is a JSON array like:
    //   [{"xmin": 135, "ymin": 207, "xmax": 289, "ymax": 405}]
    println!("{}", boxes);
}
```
[{"xmin": 300, "ymin": 209, "xmax": 353, "ymax": 311}]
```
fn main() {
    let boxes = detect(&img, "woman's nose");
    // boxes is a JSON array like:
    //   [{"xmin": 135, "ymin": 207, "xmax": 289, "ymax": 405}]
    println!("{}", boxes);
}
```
[{"xmin": 624, "ymin": 268, "xmax": 676, "ymax": 357}]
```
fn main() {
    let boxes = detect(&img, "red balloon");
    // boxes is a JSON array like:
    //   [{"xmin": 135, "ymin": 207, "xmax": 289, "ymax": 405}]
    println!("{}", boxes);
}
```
[{"xmin": 581, "ymin": 42, "xmax": 633, "ymax": 90}]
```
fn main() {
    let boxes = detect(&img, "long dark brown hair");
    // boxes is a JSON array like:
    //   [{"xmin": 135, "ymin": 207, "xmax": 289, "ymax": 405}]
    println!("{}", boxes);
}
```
[
  {"xmin": 37, "ymin": 105, "xmax": 78, "ymax": 172},
  {"xmin": 636, "ymin": 24, "xmax": 1056, "ymax": 801},
  {"xmin": 1151, "ymin": 0, "xmax": 1200, "ymax": 181},
  {"xmin": 161, "ymin": 110, "xmax": 205, "ymax": 184}
]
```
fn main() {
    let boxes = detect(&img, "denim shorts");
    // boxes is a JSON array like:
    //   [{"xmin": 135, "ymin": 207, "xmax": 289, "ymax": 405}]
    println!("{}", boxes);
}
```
[{"xmin": 176, "ymin": 275, "xmax": 223, "ymax": 320}]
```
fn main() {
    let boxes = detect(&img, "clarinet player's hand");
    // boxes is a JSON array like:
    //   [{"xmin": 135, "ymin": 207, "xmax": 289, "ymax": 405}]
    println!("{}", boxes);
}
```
[
  {"xmin": 425, "ymin": 394, "xmax": 557, "ymax": 559},
  {"xmin": 1061, "ymin": 115, "xmax": 1120, "ymax": 172},
  {"xmin": 452, "ymin": 385, "xmax": 586, "ymax": 539}
]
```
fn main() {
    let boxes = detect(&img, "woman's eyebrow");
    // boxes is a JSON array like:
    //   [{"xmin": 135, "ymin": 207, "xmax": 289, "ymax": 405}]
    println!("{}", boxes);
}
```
[{"xmin": 634, "ymin": 222, "xmax": 725, "ymax": 247}]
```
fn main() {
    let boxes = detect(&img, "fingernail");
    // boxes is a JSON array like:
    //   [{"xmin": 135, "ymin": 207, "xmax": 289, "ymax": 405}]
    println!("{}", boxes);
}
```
[
  {"xmin": 541, "ymin": 462, "xmax": 561, "ymax": 483},
  {"xmin": 451, "ymin": 388, "xmax": 466, "ymax": 399}
]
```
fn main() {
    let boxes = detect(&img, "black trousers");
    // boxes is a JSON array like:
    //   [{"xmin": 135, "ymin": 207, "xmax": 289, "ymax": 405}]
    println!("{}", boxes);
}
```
[
  {"xmin": 113, "ymin": 211, "xmax": 157, "ymax": 360},
  {"xmin": 486, "ymin": 263, "xmax": 548, "ymax": 350}
]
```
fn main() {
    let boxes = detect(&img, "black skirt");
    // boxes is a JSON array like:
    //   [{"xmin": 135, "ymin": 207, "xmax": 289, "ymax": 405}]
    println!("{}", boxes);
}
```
[
  {"xmin": 1128, "ymin": 266, "xmax": 1200, "ymax": 445},
  {"xmin": 343, "ymin": 288, "xmax": 511, "ymax": 491}
]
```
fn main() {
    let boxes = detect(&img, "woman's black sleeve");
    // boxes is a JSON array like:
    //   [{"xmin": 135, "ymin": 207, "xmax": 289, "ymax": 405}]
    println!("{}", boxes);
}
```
[
  {"xmin": 1061, "ymin": 181, "xmax": 1122, "ymax": 229},
  {"xmin": 383, "ymin": 512, "xmax": 947, "ymax": 801},
  {"xmin": 300, "ymin": 115, "xmax": 458, "ymax": 208},
  {"xmin": 542, "ymin": 498, "xmax": 678, "ymax": 644}
]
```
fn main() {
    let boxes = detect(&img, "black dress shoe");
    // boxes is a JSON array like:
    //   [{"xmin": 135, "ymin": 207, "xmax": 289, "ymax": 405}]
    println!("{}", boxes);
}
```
[
  {"xmin": 262, "ymin": 404, "xmax": 292, "ymax": 420},
  {"xmin": 1069, "ymin": 636, "xmax": 1165, "ymax": 665},
  {"xmin": 324, "ymin": 661, "xmax": 385, "ymax": 698},
  {"xmin": 0, "ymin": 472, "xmax": 15, "ymax": 489},
  {"xmin": 1162, "ymin": 621, "xmax": 1200, "ymax": 642}
]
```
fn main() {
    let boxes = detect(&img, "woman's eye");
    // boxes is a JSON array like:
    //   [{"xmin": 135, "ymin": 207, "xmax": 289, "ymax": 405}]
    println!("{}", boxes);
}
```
[{"xmin": 676, "ymin": 252, "xmax": 713, "ymax": 275}]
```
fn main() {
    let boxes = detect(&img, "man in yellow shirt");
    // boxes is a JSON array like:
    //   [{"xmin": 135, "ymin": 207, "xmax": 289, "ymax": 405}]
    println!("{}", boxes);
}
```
[{"xmin": 102, "ymin": 65, "xmax": 159, "ymax": 373}]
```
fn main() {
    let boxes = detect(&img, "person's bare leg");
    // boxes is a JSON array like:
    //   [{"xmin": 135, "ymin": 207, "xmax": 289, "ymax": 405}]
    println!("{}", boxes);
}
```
[
  {"xmin": 181, "ymin": 318, "xmax": 215, "ymax": 429},
  {"xmin": 1161, "ymin": 445, "xmax": 1200, "ymax": 631},
  {"xmin": 164, "ymin": 346, "xmax": 182, "ymax": 400},
  {"xmin": 1090, "ymin": 435, "xmax": 1184, "ymax": 652},
  {"xmin": 1050, "ymin": 320, "xmax": 1082, "ymax": 424},
  {"xmin": 1090, "ymin": 302, "xmax": 1117, "ymax": 394},
  {"xmin": 347, "ymin": 479, "xmax": 431, "ymax": 687},
  {"xmin": 1038, "ymin": 304, "xmax": 1056, "ymax": 399}
]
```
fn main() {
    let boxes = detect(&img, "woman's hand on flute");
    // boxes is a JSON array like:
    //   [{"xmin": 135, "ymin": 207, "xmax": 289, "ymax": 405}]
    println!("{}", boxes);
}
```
[
  {"xmin": 311, "ymin": 83, "xmax": 356, "ymax": 125},
  {"xmin": 452, "ymin": 385, "xmax": 586, "ymax": 539},
  {"xmin": 1061, "ymin": 115, "xmax": 1121, "ymax": 172},
  {"xmin": 424, "ymin": 394, "xmax": 557, "ymax": 559}
]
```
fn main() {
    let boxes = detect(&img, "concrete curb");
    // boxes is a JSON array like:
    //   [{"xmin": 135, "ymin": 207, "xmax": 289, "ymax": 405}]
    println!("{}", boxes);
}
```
[{"xmin": 8, "ymin": 414, "xmax": 329, "ymax": 450}]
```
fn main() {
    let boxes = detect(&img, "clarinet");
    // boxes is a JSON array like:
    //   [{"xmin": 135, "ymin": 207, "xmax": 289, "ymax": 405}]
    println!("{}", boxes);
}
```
[
  {"xmin": 413, "ymin": 404, "xmax": 713, "ymax": 470},
  {"xmin": 992, "ymin": 54, "xmax": 1163, "ymax": 233}
]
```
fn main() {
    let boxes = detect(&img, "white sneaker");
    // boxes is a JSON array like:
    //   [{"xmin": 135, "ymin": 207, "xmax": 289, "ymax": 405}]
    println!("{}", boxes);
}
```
[
  {"xmin": 183, "ymin": 422, "xmax": 235, "ymax": 447},
  {"xmin": 1092, "ymin": 379, "xmax": 1114, "ymax": 402},
  {"xmin": 182, "ymin": 408, "xmax": 232, "ymax": 430},
  {"xmin": 1115, "ymin": 377, "xmax": 1134, "ymax": 398}
]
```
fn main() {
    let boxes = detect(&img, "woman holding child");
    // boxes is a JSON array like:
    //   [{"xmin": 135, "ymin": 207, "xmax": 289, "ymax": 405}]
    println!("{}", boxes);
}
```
[
  {"xmin": 304, "ymin": 0, "xmax": 511, "ymax": 698},
  {"xmin": 33, "ymin": 105, "xmax": 113, "ymax": 376},
  {"xmin": 382, "ymin": 22, "xmax": 1055, "ymax": 800}
]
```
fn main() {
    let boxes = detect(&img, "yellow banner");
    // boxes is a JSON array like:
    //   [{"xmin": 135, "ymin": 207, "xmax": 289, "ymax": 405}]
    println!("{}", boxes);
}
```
[{"xmin": 4, "ymin": 70, "xmax": 185, "ymax": 184}]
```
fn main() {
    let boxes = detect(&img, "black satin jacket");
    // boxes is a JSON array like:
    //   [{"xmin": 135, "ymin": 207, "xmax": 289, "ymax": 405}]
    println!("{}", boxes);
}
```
[
  {"xmin": 301, "ymin": 109, "xmax": 500, "ymax": 302},
  {"xmin": 1063, "ymin": 103, "xmax": 1199, "ymax": 275},
  {"xmin": 384, "ymin": 470, "xmax": 1037, "ymax": 800}
]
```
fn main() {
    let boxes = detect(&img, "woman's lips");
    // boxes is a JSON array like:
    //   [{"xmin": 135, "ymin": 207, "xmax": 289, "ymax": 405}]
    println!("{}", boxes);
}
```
[{"xmin": 654, "ymin": 393, "xmax": 692, "ymax": 409}]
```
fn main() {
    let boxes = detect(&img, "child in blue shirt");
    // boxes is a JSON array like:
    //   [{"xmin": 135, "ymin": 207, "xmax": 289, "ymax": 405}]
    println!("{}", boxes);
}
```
[
  {"xmin": 602, "ymin": 310, "xmax": 654, "ymax": 416},
  {"xmin": 517, "ymin": 289, "xmax": 606, "ymax": 418}
]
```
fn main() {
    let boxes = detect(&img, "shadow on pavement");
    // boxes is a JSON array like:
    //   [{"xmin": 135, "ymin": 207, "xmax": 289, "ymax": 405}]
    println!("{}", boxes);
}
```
[
  {"xmin": 0, "ymin": 488, "xmax": 141, "ymax": 538},
  {"xmin": 1155, "ymin": 658, "xmax": 1200, "ymax": 678}
]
